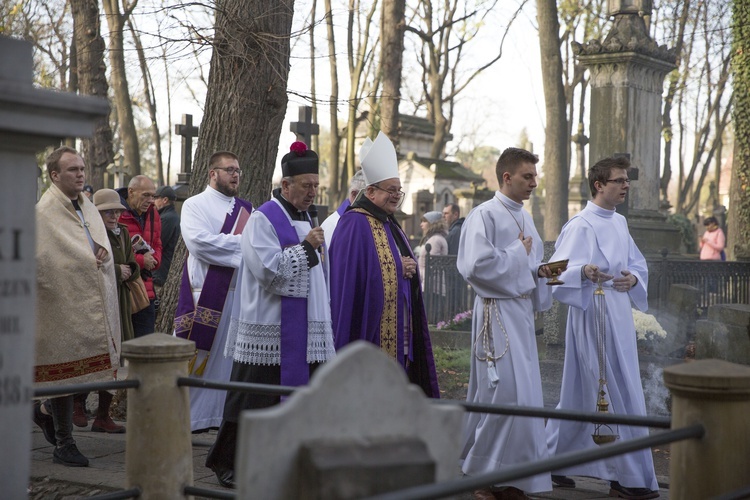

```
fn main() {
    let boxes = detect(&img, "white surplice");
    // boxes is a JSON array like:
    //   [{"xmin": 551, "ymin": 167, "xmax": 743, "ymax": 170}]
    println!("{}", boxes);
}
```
[
  {"xmin": 225, "ymin": 197, "xmax": 336, "ymax": 367},
  {"xmin": 546, "ymin": 201, "xmax": 657, "ymax": 491},
  {"xmin": 457, "ymin": 192, "xmax": 553, "ymax": 493},
  {"xmin": 178, "ymin": 185, "xmax": 244, "ymax": 431}
]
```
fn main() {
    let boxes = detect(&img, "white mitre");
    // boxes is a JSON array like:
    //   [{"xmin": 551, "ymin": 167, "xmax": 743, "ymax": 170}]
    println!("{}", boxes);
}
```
[
  {"xmin": 360, "ymin": 131, "xmax": 399, "ymax": 186},
  {"xmin": 359, "ymin": 137, "xmax": 374, "ymax": 164}
]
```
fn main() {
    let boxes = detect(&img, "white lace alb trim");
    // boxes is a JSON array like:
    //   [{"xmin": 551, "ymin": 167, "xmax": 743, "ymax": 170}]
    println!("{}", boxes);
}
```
[
  {"xmin": 229, "ymin": 319, "xmax": 335, "ymax": 366},
  {"xmin": 267, "ymin": 244, "xmax": 309, "ymax": 298}
]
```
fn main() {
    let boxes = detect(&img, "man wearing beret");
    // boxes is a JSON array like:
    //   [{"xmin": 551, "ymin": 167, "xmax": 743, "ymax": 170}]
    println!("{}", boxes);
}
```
[{"xmin": 205, "ymin": 142, "xmax": 336, "ymax": 488}]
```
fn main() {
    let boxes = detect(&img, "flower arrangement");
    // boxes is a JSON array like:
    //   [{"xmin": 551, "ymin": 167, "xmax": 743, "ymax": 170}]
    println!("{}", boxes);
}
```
[
  {"xmin": 632, "ymin": 309, "xmax": 667, "ymax": 342},
  {"xmin": 436, "ymin": 310, "xmax": 472, "ymax": 331}
]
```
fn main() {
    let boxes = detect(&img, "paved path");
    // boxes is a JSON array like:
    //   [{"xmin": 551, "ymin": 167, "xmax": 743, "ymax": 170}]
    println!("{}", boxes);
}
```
[{"xmin": 29, "ymin": 355, "xmax": 675, "ymax": 499}]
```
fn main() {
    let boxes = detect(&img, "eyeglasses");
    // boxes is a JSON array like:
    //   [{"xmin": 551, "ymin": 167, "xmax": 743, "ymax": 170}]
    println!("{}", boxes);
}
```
[
  {"xmin": 604, "ymin": 178, "xmax": 630, "ymax": 185},
  {"xmin": 214, "ymin": 167, "xmax": 242, "ymax": 176},
  {"xmin": 371, "ymin": 184, "xmax": 405, "ymax": 198}
]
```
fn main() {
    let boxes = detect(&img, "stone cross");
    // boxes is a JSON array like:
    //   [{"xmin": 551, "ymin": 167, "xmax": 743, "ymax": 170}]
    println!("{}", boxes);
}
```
[
  {"xmin": 175, "ymin": 113, "xmax": 199, "ymax": 184},
  {"xmin": 289, "ymin": 105, "xmax": 319, "ymax": 148}
]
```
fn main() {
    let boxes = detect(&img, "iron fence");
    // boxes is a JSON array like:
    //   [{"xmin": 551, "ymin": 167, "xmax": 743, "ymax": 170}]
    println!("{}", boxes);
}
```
[{"xmin": 423, "ymin": 250, "xmax": 750, "ymax": 325}]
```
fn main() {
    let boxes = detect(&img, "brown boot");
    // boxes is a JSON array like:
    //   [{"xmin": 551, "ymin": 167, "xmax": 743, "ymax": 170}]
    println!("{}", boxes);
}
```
[
  {"xmin": 73, "ymin": 393, "xmax": 89, "ymax": 428},
  {"xmin": 91, "ymin": 391, "xmax": 125, "ymax": 433}
]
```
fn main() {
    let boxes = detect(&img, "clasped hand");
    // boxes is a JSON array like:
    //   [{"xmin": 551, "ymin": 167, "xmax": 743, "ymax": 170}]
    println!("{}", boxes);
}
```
[{"xmin": 582, "ymin": 264, "xmax": 636, "ymax": 292}]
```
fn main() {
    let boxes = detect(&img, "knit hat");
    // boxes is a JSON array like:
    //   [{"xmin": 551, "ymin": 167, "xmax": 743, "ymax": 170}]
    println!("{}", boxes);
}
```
[
  {"xmin": 422, "ymin": 211, "xmax": 442, "ymax": 224},
  {"xmin": 360, "ymin": 132, "xmax": 399, "ymax": 186},
  {"xmin": 93, "ymin": 188, "xmax": 127, "ymax": 211},
  {"xmin": 281, "ymin": 141, "xmax": 319, "ymax": 177}
]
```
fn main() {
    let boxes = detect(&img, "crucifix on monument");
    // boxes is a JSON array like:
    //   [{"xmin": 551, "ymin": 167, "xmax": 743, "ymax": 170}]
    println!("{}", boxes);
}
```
[
  {"xmin": 174, "ymin": 113, "xmax": 199, "ymax": 202},
  {"xmin": 290, "ymin": 105, "xmax": 319, "ymax": 148}
]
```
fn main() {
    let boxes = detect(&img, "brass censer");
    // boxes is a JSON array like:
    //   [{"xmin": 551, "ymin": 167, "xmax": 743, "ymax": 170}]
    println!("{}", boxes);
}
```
[{"xmin": 591, "ymin": 279, "xmax": 619, "ymax": 445}]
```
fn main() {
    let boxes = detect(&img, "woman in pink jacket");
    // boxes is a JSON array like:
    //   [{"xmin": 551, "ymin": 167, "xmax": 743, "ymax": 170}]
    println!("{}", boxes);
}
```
[{"xmin": 699, "ymin": 216, "xmax": 725, "ymax": 261}]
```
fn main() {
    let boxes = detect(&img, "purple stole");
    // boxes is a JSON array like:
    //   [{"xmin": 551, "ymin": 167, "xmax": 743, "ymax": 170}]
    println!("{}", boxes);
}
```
[
  {"xmin": 174, "ymin": 198, "xmax": 253, "ymax": 371},
  {"xmin": 336, "ymin": 199, "xmax": 351, "ymax": 216},
  {"xmin": 257, "ymin": 200, "xmax": 310, "ymax": 387}
]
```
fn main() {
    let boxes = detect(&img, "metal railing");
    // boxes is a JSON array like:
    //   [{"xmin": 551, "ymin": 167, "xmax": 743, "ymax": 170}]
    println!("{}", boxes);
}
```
[{"xmin": 423, "ymin": 250, "xmax": 750, "ymax": 324}]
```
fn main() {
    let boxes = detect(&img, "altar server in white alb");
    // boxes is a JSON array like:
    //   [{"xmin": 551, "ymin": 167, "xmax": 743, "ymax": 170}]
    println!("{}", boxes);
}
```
[
  {"xmin": 174, "ymin": 151, "xmax": 253, "ymax": 433},
  {"xmin": 457, "ymin": 147, "xmax": 556, "ymax": 498},
  {"xmin": 205, "ymin": 142, "xmax": 336, "ymax": 488},
  {"xmin": 546, "ymin": 156, "xmax": 659, "ymax": 500}
]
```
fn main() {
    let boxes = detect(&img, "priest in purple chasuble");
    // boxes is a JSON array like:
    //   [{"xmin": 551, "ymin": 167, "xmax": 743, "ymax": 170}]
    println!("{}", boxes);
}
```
[
  {"xmin": 456, "ymin": 148, "xmax": 555, "ymax": 497},
  {"xmin": 173, "ymin": 151, "xmax": 252, "ymax": 432},
  {"xmin": 545, "ymin": 156, "xmax": 658, "ymax": 498},
  {"xmin": 329, "ymin": 132, "xmax": 440, "ymax": 398},
  {"xmin": 205, "ymin": 142, "xmax": 335, "ymax": 488}
]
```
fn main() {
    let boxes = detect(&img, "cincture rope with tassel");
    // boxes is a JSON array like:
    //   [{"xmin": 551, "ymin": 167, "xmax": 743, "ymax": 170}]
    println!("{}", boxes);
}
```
[{"xmin": 474, "ymin": 298, "xmax": 510, "ymax": 388}]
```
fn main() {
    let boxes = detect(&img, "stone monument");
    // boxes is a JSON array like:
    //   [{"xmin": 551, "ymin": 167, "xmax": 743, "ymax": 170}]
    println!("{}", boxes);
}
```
[
  {"xmin": 0, "ymin": 36, "xmax": 109, "ymax": 497},
  {"xmin": 235, "ymin": 342, "xmax": 463, "ymax": 499},
  {"xmin": 574, "ymin": 0, "xmax": 681, "ymax": 255}
]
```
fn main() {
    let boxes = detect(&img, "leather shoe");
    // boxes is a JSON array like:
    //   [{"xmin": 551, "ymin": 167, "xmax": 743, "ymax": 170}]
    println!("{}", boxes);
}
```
[
  {"xmin": 492, "ymin": 486, "xmax": 530, "ymax": 499},
  {"xmin": 73, "ymin": 399, "xmax": 88, "ymax": 428},
  {"xmin": 53, "ymin": 443, "xmax": 89, "ymax": 467},
  {"xmin": 212, "ymin": 467, "xmax": 235, "ymax": 488},
  {"xmin": 609, "ymin": 481, "xmax": 659, "ymax": 499},
  {"xmin": 91, "ymin": 416, "xmax": 125, "ymax": 433},
  {"xmin": 33, "ymin": 401, "xmax": 56, "ymax": 446},
  {"xmin": 473, "ymin": 489, "xmax": 496, "ymax": 500},
  {"xmin": 552, "ymin": 475, "xmax": 576, "ymax": 488}
]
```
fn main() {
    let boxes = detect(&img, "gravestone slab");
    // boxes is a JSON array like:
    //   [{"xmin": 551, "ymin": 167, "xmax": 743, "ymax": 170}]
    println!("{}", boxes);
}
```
[
  {"xmin": 695, "ymin": 304, "xmax": 750, "ymax": 365},
  {"xmin": 235, "ymin": 341, "xmax": 464, "ymax": 499}
]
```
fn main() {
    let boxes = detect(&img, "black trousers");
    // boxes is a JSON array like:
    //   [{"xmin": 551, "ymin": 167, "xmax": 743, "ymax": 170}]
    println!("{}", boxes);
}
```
[{"xmin": 46, "ymin": 395, "xmax": 74, "ymax": 447}]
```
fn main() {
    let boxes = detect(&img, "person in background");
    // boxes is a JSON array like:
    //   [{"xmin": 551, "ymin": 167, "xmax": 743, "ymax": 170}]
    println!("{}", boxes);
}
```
[
  {"xmin": 416, "ymin": 210, "xmax": 448, "ymax": 288},
  {"xmin": 321, "ymin": 169, "xmax": 366, "ymax": 249},
  {"xmin": 443, "ymin": 203, "xmax": 464, "ymax": 255},
  {"xmin": 117, "ymin": 175, "xmax": 162, "ymax": 336},
  {"xmin": 33, "ymin": 147, "xmax": 121, "ymax": 467},
  {"xmin": 83, "ymin": 184, "xmax": 94, "ymax": 199},
  {"xmin": 699, "ymin": 216, "xmax": 725, "ymax": 261},
  {"xmin": 152, "ymin": 185, "xmax": 181, "ymax": 293}
]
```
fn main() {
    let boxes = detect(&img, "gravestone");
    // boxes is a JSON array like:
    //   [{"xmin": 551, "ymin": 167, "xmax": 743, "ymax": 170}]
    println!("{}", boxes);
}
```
[
  {"xmin": 574, "ymin": 0, "xmax": 681, "ymax": 255},
  {"xmin": 235, "ymin": 341, "xmax": 463, "ymax": 499},
  {"xmin": 694, "ymin": 304, "xmax": 750, "ymax": 365},
  {"xmin": 173, "ymin": 113, "xmax": 199, "ymax": 202},
  {"xmin": 0, "ymin": 36, "xmax": 109, "ymax": 497},
  {"xmin": 290, "ymin": 105, "xmax": 320, "ymax": 149}
]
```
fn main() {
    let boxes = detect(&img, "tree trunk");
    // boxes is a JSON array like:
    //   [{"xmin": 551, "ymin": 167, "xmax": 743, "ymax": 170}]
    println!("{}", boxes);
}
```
[
  {"xmin": 101, "ymin": 0, "xmax": 141, "ymax": 178},
  {"xmin": 380, "ymin": 0, "xmax": 406, "ymax": 149},
  {"xmin": 537, "ymin": 0, "xmax": 569, "ymax": 240},
  {"xmin": 71, "ymin": 0, "xmax": 114, "ymax": 191},
  {"xmin": 156, "ymin": 0, "xmax": 296, "ymax": 333},
  {"xmin": 324, "ymin": 0, "xmax": 341, "ymax": 206},
  {"xmin": 728, "ymin": 0, "xmax": 750, "ymax": 260},
  {"xmin": 128, "ymin": 18, "xmax": 164, "ymax": 186}
]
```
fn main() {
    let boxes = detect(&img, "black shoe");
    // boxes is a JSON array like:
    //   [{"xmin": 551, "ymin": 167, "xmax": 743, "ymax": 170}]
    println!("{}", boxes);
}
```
[
  {"xmin": 552, "ymin": 475, "xmax": 576, "ymax": 488},
  {"xmin": 53, "ymin": 443, "xmax": 89, "ymax": 467},
  {"xmin": 609, "ymin": 481, "xmax": 659, "ymax": 499},
  {"xmin": 33, "ymin": 401, "xmax": 56, "ymax": 446},
  {"xmin": 212, "ymin": 467, "xmax": 235, "ymax": 488}
]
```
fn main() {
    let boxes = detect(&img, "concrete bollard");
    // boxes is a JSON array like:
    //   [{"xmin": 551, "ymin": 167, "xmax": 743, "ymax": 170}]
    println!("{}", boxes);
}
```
[
  {"xmin": 663, "ymin": 359, "xmax": 750, "ymax": 499},
  {"xmin": 122, "ymin": 333, "xmax": 195, "ymax": 499}
]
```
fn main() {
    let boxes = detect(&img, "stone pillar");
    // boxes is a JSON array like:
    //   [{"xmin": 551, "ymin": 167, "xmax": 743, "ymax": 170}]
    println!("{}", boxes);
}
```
[
  {"xmin": 0, "ymin": 36, "xmax": 108, "ymax": 497},
  {"xmin": 575, "ymin": 1, "xmax": 682, "ymax": 255},
  {"xmin": 663, "ymin": 359, "xmax": 750, "ymax": 498},
  {"xmin": 122, "ymin": 334, "xmax": 195, "ymax": 499}
]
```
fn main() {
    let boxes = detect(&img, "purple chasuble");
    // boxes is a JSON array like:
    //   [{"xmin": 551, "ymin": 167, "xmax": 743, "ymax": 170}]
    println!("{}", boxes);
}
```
[
  {"xmin": 257, "ymin": 201, "xmax": 310, "ymax": 387},
  {"xmin": 329, "ymin": 208, "xmax": 440, "ymax": 398},
  {"xmin": 174, "ymin": 198, "xmax": 253, "ymax": 352}
]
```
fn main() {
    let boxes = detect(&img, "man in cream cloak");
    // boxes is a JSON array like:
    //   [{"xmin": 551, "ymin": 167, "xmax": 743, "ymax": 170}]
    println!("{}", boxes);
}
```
[
  {"xmin": 456, "ymin": 147, "xmax": 553, "ymax": 495},
  {"xmin": 35, "ymin": 147, "xmax": 120, "ymax": 466}
]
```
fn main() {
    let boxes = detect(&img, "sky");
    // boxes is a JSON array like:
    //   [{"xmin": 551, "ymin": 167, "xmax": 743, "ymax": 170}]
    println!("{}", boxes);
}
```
[{"xmin": 141, "ymin": 0, "xmax": 547, "ymax": 185}]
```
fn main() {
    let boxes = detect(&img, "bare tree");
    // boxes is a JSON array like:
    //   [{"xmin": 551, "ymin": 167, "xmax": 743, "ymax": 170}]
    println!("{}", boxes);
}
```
[
  {"xmin": 157, "ymin": 0, "xmax": 297, "ymax": 333},
  {"xmin": 405, "ymin": 0, "xmax": 524, "ymax": 159},
  {"xmin": 102, "ymin": 0, "xmax": 141, "ymax": 177},
  {"xmin": 323, "ymin": 0, "xmax": 342, "ymax": 205},
  {"xmin": 537, "ymin": 0, "xmax": 568, "ymax": 239},
  {"xmin": 380, "ymin": 0, "xmax": 405, "ymax": 147},
  {"xmin": 71, "ymin": 0, "xmax": 114, "ymax": 190}
]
